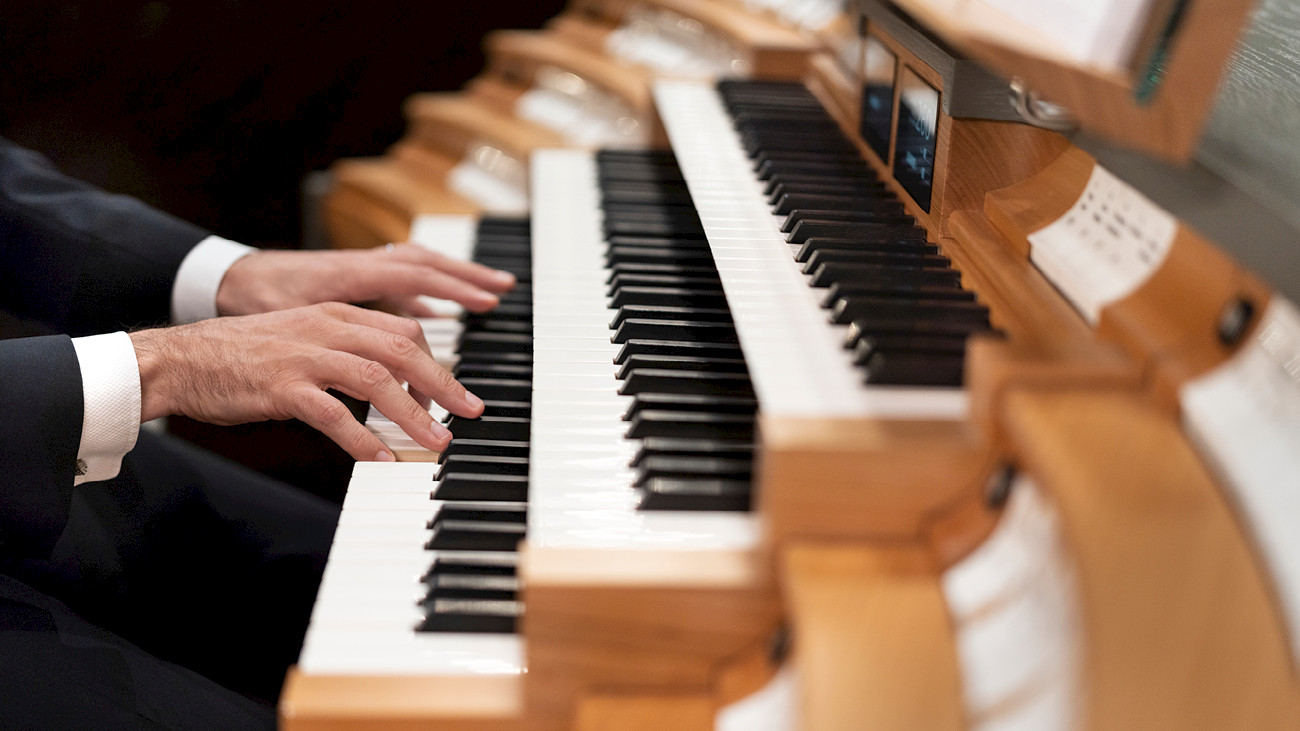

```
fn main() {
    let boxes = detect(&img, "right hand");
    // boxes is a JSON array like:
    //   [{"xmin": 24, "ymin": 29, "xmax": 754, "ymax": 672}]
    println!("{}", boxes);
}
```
[{"xmin": 129, "ymin": 302, "xmax": 481, "ymax": 460}]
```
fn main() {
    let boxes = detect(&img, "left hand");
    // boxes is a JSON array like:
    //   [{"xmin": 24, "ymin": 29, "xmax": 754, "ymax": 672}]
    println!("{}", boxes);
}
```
[{"xmin": 214, "ymin": 243, "xmax": 516, "ymax": 317}]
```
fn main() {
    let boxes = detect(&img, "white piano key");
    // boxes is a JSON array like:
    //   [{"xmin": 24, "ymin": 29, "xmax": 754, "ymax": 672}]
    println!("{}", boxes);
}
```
[{"xmin": 653, "ymin": 80, "xmax": 969, "ymax": 421}]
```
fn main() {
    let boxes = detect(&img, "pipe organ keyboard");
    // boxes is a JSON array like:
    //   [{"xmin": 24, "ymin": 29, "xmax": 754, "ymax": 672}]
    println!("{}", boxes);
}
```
[{"xmin": 285, "ymin": 1, "xmax": 1300, "ymax": 728}]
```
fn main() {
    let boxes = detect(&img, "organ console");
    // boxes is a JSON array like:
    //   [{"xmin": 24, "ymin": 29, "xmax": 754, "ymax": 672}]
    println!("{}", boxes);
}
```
[{"xmin": 282, "ymin": 0, "xmax": 1300, "ymax": 728}]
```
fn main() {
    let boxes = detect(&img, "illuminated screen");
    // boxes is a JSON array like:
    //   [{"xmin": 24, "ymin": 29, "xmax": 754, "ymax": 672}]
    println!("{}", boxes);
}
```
[{"xmin": 893, "ymin": 67, "xmax": 940, "ymax": 212}]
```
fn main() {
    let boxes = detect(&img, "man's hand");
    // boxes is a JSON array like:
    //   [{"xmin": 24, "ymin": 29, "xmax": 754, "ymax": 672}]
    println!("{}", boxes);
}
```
[
  {"xmin": 130, "ymin": 302, "xmax": 482, "ymax": 461},
  {"xmin": 214, "ymin": 243, "xmax": 516, "ymax": 317}
]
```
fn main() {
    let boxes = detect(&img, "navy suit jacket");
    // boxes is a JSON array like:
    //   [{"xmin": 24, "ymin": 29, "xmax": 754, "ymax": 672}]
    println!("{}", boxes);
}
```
[{"xmin": 0, "ymin": 137, "xmax": 210, "ymax": 558}]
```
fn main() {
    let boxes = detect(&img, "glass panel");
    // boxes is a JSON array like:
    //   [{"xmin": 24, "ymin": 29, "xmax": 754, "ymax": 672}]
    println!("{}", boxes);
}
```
[
  {"xmin": 859, "ymin": 33, "xmax": 897, "ymax": 161},
  {"xmin": 893, "ymin": 67, "xmax": 940, "ymax": 212}
]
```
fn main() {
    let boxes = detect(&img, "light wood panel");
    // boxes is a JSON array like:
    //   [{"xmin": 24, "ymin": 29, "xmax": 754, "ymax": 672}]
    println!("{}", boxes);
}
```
[
  {"xmin": 279, "ymin": 671, "xmax": 525, "ymax": 731},
  {"xmin": 323, "ymin": 156, "xmax": 477, "ymax": 249},
  {"xmin": 520, "ymin": 545, "xmax": 780, "ymax": 728},
  {"xmin": 1003, "ymin": 389, "xmax": 1300, "ymax": 730},
  {"xmin": 887, "ymin": 0, "xmax": 1256, "ymax": 161},
  {"xmin": 782, "ymin": 544, "xmax": 966, "ymax": 731},
  {"xmin": 564, "ymin": 0, "xmax": 815, "ymax": 79}
]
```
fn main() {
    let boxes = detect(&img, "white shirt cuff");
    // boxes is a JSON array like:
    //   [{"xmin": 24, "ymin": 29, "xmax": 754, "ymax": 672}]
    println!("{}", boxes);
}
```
[
  {"xmin": 171, "ymin": 234, "xmax": 255, "ymax": 323},
  {"xmin": 71, "ymin": 332, "xmax": 142, "ymax": 485}
]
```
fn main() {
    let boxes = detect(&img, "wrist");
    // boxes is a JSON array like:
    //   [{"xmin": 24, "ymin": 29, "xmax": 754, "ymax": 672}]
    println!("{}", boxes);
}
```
[{"xmin": 129, "ymin": 328, "xmax": 176, "ymax": 422}]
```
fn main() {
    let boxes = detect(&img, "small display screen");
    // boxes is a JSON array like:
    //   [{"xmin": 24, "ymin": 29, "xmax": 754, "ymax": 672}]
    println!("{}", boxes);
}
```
[
  {"xmin": 893, "ymin": 67, "xmax": 940, "ymax": 213},
  {"xmin": 859, "ymin": 34, "xmax": 896, "ymax": 161}
]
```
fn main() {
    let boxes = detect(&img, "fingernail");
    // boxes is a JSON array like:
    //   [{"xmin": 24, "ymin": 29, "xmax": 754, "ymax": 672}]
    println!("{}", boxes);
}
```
[
  {"xmin": 464, "ymin": 391, "xmax": 483, "ymax": 411},
  {"xmin": 376, "ymin": 450, "xmax": 395, "ymax": 462},
  {"xmin": 429, "ymin": 420, "xmax": 452, "ymax": 441},
  {"xmin": 494, "ymin": 271, "xmax": 516, "ymax": 287}
]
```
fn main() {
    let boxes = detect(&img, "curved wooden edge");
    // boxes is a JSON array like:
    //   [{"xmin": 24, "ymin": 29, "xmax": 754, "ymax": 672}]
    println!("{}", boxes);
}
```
[
  {"xmin": 279, "ymin": 669, "xmax": 525, "ymax": 731},
  {"xmin": 572, "ymin": 640, "xmax": 782, "ymax": 731},
  {"xmin": 651, "ymin": 0, "xmax": 813, "ymax": 52},
  {"xmin": 562, "ymin": 0, "xmax": 813, "ymax": 78},
  {"xmin": 982, "ymin": 145, "xmax": 1095, "ymax": 259},
  {"xmin": 323, "ymin": 155, "xmax": 479, "ymax": 249},
  {"xmin": 485, "ymin": 29, "xmax": 655, "ymax": 114},
  {"xmin": 1100, "ymin": 231, "xmax": 1275, "ymax": 405},
  {"xmin": 782, "ymin": 544, "xmax": 966, "ymax": 731},
  {"xmin": 757, "ymin": 415, "xmax": 997, "ymax": 545},
  {"xmin": 403, "ymin": 92, "xmax": 567, "ymax": 160},
  {"xmin": 545, "ymin": 13, "xmax": 618, "ymax": 55},
  {"xmin": 1003, "ymin": 389, "xmax": 1300, "ymax": 730},
  {"xmin": 521, "ymin": 544, "xmax": 781, "ymax": 727},
  {"xmin": 467, "ymin": 75, "xmax": 529, "ymax": 116}
]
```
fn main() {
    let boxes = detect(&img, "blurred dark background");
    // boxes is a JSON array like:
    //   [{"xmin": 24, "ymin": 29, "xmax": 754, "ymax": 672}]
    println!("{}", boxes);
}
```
[
  {"xmin": 1, "ymin": 0, "xmax": 566, "ymax": 498},
  {"xmin": 0, "ymin": 0, "xmax": 566, "ymax": 249}
]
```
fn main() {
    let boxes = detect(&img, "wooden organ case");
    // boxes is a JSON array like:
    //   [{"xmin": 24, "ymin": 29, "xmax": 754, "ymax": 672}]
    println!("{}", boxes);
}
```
[{"xmin": 282, "ymin": 0, "xmax": 1300, "ymax": 729}]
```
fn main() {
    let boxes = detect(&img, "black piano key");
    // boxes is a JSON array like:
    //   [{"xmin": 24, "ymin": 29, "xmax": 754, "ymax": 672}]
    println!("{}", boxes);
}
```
[
  {"xmin": 462, "ymin": 319, "xmax": 532, "ymax": 335},
  {"xmin": 616, "ymin": 354, "xmax": 749, "ymax": 380},
  {"xmin": 600, "ymin": 184, "xmax": 696, "ymax": 207},
  {"xmin": 756, "ymin": 159, "xmax": 878, "ymax": 181},
  {"xmin": 435, "ymin": 439, "xmax": 530, "ymax": 463},
  {"xmin": 787, "ymin": 219, "xmax": 936, "ymax": 245},
  {"xmin": 625, "ymin": 411, "xmax": 755, "ymax": 440},
  {"xmin": 444, "ymin": 416, "xmax": 531, "ymax": 442},
  {"xmin": 822, "ymin": 282, "xmax": 974, "ymax": 307},
  {"xmin": 766, "ymin": 180, "xmax": 890, "ymax": 205},
  {"xmin": 630, "ymin": 437, "xmax": 754, "ymax": 467},
  {"xmin": 606, "ymin": 234, "xmax": 712, "ymax": 250},
  {"xmin": 808, "ymin": 263, "xmax": 962, "ymax": 289},
  {"xmin": 456, "ymin": 351, "xmax": 533, "ymax": 366},
  {"xmin": 424, "ymin": 554, "xmax": 518, "ymax": 581},
  {"xmin": 417, "ymin": 598, "xmax": 521, "ymax": 634},
  {"xmin": 596, "ymin": 163, "xmax": 687, "ymax": 185},
  {"xmin": 772, "ymin": 193, "xmax": 902, "ymax": 217},
  {"xmin": 452, "ymin": 362, "xmax": 533, "ymax": 380},
  {"xmin": 434, "ymin": 455, "xmax": 530, "ymax": 480},
  {"xmin": 606, "ymin": 262, "xmax": 719, "ymax": 282},
  {"xmin": 633, "ymin": 456, "xmax": 753, "ymax": 485},
  {"xmin": 457, "ymin": 332, "xmax": 532, "ymax": 353},
  {"xmin": 618, "ymin": 370, "xmax": 755, "ymax": 397},
  {"xmin": 613, "ymin": 339, "xmax": 745, "ymax": 365},
  {"xmin": 608, "ymin": 286, "xmax": 728, "ymax": 310},
  {"xmin": 624, "ymin": 392, "xmax": 758, "ymax": 420},
  {"xmin": 844, "ymin": 316, "xmax": 993, "ymax": 343},
  {"xmin": 463, "ymin": 303, "xmax": 533, "ymax": 321},
  {"xmin": 433, "ymin": 474, "xmax": 530, "ymax": 502},
  {"xmin": 472, "ymin": 400, "xmax": 531, "ymax": 419},
  {"xmin": 424, "ymin": 572, "xmax": 520, "ymax": 599},
  {"xmin": 426, "ymin": 508, "xmax": 527, "ymax": 552},
  {"xmin": 455, "ymin": 378, "xmax": 532, "ymax": 403},
  {"xmin": 851, "ymin": 334, "xmax": 969, "ymax": 363},
  {"xmin": 604, "ymin": 217, "xmax": 706, "ymax": 239},
  {"xmin": 781, "ymin": 209, "xmax": 914, "ymax": 233},
  {"xmin": 796, "ymin": 237, "xmax": 938, "ymax": 263},
  {"xmin": 637, "ymin": 478, "xmax": 751, "ymax": 512},
  {"xmin": 802, "ymin": 249, "xmax": 951, "ymax": 274},
  {"xmin": 611, "ymin": 319, "xmax": 740, "ymax": 344},
  {"xmin": 862, "ymin": 350, "xmax": 967, "ymax": 387},
  {"xmin": 606, "ymin": 274, "xmax": 723, "ymax": 296},
  {"xmin": 605, "ymin": 246, "xmax": 716, "ymax": 266},
  {"xmin": 830, "ymin": 297, "xmax": 990, "ymax": 327},
  {"xmin": 610, "ymin": 305, "xmax": 732, "ymax": 329}
]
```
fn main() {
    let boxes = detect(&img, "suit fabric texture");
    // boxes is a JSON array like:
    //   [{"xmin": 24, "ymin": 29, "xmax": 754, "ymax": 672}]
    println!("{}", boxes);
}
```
[{"xmin": 0, "ymin": 137, "xmax": 339, "ymax": 727}]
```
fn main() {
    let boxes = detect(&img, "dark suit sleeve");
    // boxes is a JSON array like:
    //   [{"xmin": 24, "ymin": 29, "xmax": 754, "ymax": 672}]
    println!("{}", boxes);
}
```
[
  {"xmin": 0, "ymin": 335, "xmax": 83, "ymax": 558},
  {"xmin": 0, "ymin": 137, "xmax": 212, "ymax": 336}
]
